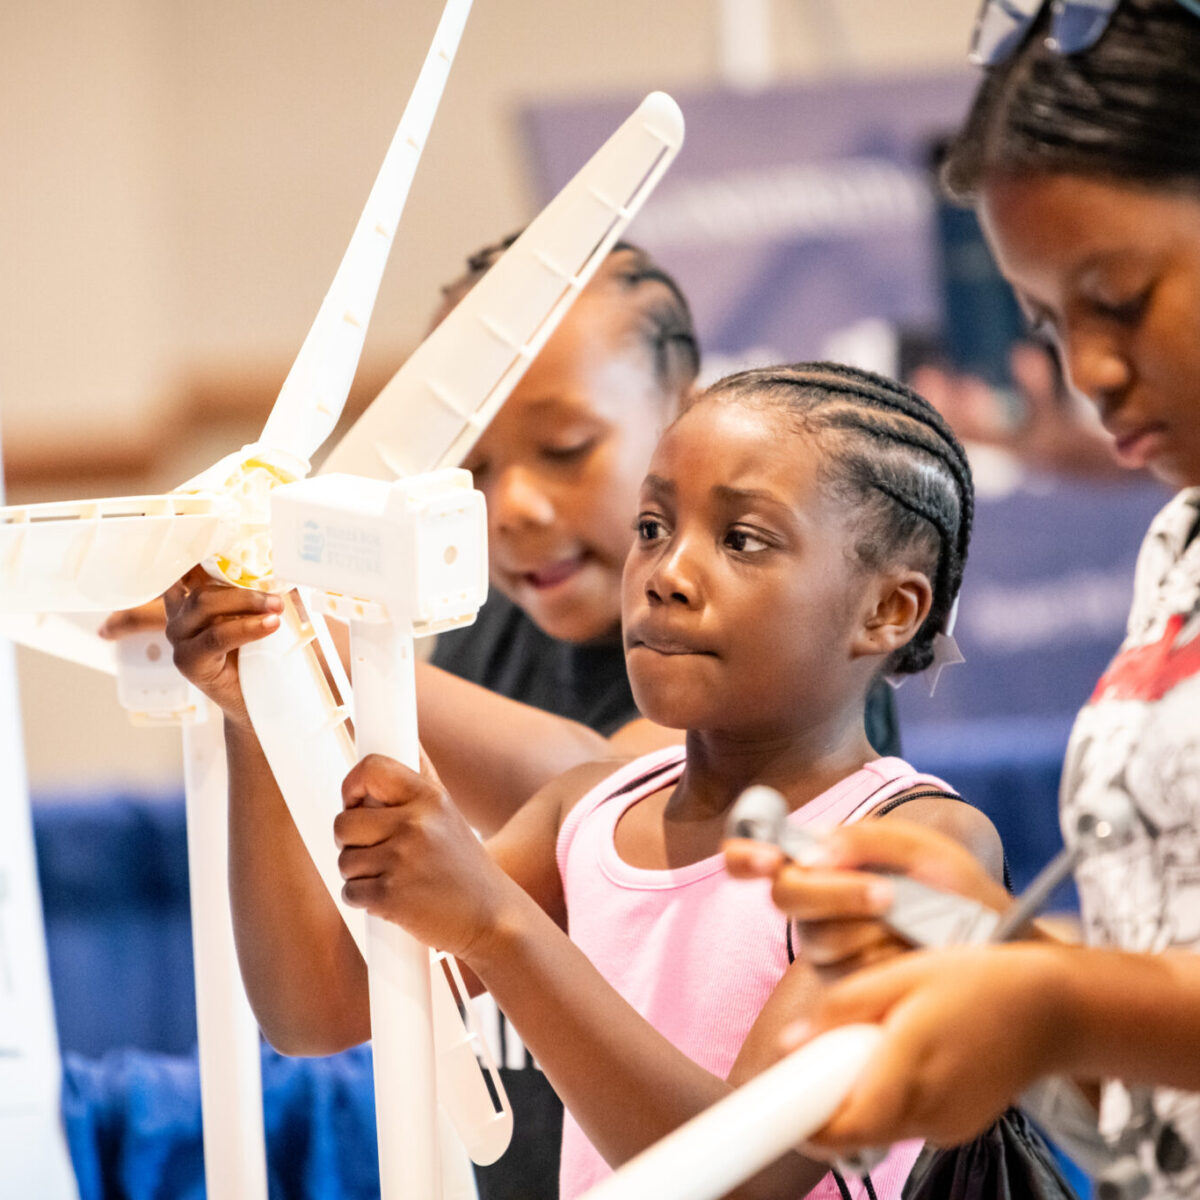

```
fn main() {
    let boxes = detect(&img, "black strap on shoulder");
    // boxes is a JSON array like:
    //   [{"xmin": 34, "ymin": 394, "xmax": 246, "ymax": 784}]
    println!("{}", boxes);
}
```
[
  {"xmin": 607, "ymin": 755, "xmax": 682, "ymax": 800},
  {"xmin": 870, "ymin": 788, "xmax": 962, "ymax": 818},
  {"xmin": 870, "ymin": 788, "xmax": 1014, "ymax": 894},
  {"xmin": 787, "ymin": 932, "xmax": 881, "ymax": 1197}
]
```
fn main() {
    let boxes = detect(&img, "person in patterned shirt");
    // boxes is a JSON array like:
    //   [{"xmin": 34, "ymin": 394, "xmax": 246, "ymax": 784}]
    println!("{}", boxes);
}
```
[{"xmin": 727, "ymin": 3, "xmax": 1200, "ymax": 1196}]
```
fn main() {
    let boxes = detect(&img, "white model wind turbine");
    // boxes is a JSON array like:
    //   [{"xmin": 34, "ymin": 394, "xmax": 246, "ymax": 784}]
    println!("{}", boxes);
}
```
[
  {"xmin": 1, "ymin": 48, "xmax": 684, "ymax": 1200},
  {"xmin": 0, "ymin": 1, "xmax": 473, "ymax": 1196}
]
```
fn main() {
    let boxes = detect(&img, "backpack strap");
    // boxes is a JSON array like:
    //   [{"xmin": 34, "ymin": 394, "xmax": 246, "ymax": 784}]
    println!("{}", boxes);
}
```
[
  {"xmin": 869, "ymin": 789, "xmax": 1013, "ymax": 894},
  {"xmin": 870, "ymin": 788, "xmax": 962, "ymax": 818},
  {"xmin": 607, "ymin": 756, "xmax": 683, "ymax": 800},
  {"xmin": 830, "ymin": 1164, "xmax": 879, "ymax": 1198}
]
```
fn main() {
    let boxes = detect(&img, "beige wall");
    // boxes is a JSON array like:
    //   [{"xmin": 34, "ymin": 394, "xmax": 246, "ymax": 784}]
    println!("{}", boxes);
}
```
[{"xmin": 3, "ymin": 0, "xmax": 977, "ymax": 793}]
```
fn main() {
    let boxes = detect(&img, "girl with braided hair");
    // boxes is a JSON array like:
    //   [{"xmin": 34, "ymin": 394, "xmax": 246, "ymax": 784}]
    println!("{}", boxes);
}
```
[
  {"xmin": 423, "ymin": 238, "xmax": 903, "ymax": 799},
  {"xmin": 246, "ymin": 360, "xmax": 1003, "ymax": 1199}
]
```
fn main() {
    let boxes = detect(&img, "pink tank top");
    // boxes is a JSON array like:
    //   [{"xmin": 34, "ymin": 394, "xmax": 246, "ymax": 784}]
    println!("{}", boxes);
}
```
[{"xmin": 555, "ymin": 746, "xmax": 948, "ymax": 1199}]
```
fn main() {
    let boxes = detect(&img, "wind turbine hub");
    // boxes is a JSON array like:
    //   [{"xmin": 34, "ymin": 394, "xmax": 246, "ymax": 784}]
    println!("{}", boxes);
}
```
[{"xmin": 176, "ymin": 442, "xmax": 308, "ymax": 590}]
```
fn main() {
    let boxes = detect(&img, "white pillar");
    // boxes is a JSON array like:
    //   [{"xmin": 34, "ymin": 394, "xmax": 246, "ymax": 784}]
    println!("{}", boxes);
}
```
[
  {"xmin": 0, "ymin": 428, "xmax": 80, "ymax": 1199},
  {"xmin": 716, "ymin": 0, "xmax": 774, "ymax": 90},
  {"xmin": 182, "ymin": 700, "xmax": 269, "ymax": 1200}
]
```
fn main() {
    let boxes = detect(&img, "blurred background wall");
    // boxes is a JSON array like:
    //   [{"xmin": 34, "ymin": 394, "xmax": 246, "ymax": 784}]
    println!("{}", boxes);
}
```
[{"xmin": 3, "ymin": 0, "xmax": 978, "ymax": 795}]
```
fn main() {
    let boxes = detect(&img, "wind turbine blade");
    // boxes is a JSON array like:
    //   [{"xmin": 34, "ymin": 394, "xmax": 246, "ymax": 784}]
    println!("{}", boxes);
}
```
[
  {"xmin": 238, "ymin": 600, "xmax": 513, "ymax": 1166},
  {"xmin": 0, "ymin": 613, "xmax": 118, "ymax": 676},
  {"xmin": 0, "ymin": 495, "xmax": 230, "ymax": 612},
  {"xmin": 318, "ymin": 91, "xmax": 685, "ymax": 481},
  {"xmin": 258, "ymin": 0, "xmax": 474, "ymax": 467},
  {"xmin": 238, "ymin": 600, "xmax": 366, "ymax": 954}
]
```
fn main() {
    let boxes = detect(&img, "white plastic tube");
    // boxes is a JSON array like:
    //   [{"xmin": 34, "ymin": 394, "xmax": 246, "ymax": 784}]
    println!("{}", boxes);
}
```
[
  {"xmin": 579, "ymin": 1025, "xmax": 882, "ymax": 1200},
  {"xmin": 182, "ymin": 699, "xmax": 269, "ymax": 1200},
  {"xmin": 348, "ymin": 618, "xmax": 442, "ymax": 1200}
]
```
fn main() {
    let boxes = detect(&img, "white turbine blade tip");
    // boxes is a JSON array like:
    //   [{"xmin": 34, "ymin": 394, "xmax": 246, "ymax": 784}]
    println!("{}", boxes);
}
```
[
  {"xmin": 640, "ymin": 92, "xmax": 685, "ymax": 147},
  {"xmin": 256, "ymin": 0, "xmax": 475, "ymax": 466},
  {"xmin": 0, "ymin": 614, "xmax": 119, "ymax": 677},
  {"xmin": 317, "ymin": 87, "xmax": 684, "ymax": 483}
]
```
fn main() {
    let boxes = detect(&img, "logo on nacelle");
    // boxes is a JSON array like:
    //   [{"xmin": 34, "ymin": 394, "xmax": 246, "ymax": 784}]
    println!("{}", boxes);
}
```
[{"xmin": 300, "ymin": 520, "xmax": 325, "ymax": 564}]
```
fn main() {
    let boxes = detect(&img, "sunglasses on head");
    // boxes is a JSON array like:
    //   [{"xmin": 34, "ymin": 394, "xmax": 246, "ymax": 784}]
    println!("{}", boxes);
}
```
[{"xmin": 970, "ymin": 0, "xmax": 1200, "ymax": 66}]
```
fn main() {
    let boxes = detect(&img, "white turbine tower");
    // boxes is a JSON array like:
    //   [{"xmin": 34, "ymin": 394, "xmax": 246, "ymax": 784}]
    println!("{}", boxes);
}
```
[{"xmin": 0, "ymin": 434, "xmax": 78, "ymax": 1199}]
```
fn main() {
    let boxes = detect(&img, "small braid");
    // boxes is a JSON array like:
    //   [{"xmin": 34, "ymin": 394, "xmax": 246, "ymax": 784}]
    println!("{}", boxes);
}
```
[
  {"xmin": 798, "ymin": 364, "xmax": 974, "ymax": 567},
  {"xmin": 703, "ymin": 362, "xmax": 974, "ymax": 677},
  {"xmin": 607, "ymin": 245, "xmax": 701, "ymax": 399},
  {"xmin": 441, "ymin": 233, "xmax": 699, "ymax": 400}
]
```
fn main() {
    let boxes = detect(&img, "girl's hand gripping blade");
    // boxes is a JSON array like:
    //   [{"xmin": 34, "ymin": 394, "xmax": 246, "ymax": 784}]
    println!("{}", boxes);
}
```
[
  {"xmin": 432, "ymin": 951, "xmax": 513, "ymax": 1166},
  {"xmin": 257, "ymin": 0, "xmax": 474, "ymax": 467}
]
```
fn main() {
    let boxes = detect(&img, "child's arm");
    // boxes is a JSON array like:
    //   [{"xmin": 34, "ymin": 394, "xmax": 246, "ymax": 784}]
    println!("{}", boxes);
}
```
[
  {"xmin": 158, "ymin": 572, "xmax": 648, "ymax": 1055},
  {"xmin": 161, "ymin": 571, "xmax": 370, "ymax": 1052},
  {"xmin": 338, "ymin": 757, "xmax": 855, "ymax": 1198},
  {"xmin": 795, "ymin": 941, "xmax": 1200, "ymax": 1153},
  {"xmin": 163, "ymin": 568, "xmax": 616, "ymax": 1051}
]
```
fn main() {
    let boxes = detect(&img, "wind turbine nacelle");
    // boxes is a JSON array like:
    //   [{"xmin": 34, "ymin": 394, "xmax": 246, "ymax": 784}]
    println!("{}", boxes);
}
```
[{"xmin": 269, "ymin": 470, "xmax": 487, "ymax": 637}]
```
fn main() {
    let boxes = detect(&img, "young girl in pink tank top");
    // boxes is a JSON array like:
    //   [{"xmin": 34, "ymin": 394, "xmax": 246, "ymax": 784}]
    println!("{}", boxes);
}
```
[
  {"xmin": 297, "ymin": 363, "xmax": 1004, "ymax": 1197},
  {"xmin": 555, "ymin": 748, "xmax": 959, "ymax": 1195}
]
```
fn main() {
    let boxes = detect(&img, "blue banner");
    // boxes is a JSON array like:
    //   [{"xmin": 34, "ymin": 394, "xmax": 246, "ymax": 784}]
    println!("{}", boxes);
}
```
[{"xmin": 524, "ymin": 80, "xmax": 1168, "ymax": 733}]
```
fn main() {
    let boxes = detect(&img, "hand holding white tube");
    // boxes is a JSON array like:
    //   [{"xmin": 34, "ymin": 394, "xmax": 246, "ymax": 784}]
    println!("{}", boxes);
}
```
[{"xmin": 780, "ymin": 942, "xmax": 1075, "ymax": 1154}]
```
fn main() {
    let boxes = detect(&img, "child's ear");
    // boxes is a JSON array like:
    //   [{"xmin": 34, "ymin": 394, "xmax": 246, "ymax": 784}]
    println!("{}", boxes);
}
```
[{"xmin": 851, "ymin": 569, "xmax": 934, "ymax": 659}]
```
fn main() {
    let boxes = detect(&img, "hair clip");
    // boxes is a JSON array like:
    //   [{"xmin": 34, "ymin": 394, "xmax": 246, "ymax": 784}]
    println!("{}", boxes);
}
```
[
  {"xmin": 925, "ymin": 594, "xmax": 965, "ymax": 696},
  {"xmin": 886, "ymin": 594, "xmax": 964, "ymax": 697}
]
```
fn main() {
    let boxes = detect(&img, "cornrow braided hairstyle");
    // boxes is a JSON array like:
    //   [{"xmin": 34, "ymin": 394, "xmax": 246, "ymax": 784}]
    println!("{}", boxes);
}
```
[
  {"xmin": 439, "ymin": 233, "xmax": 700, "ymax": 401},
  {"xmin": 702, "ymin": 362, "xmax": 974, "ymax": 677}
]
